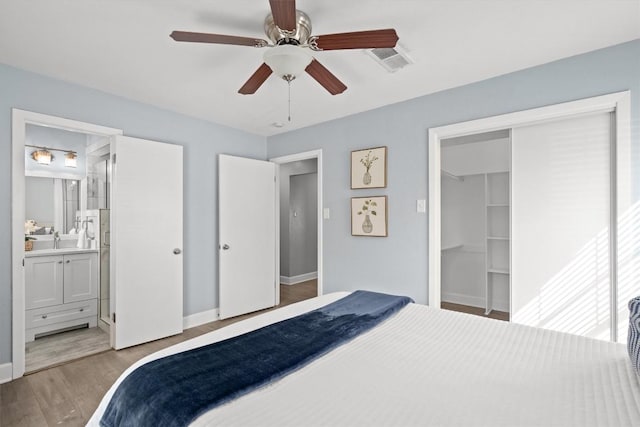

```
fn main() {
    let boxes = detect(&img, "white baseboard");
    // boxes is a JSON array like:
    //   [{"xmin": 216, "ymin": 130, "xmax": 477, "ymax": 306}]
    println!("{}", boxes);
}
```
[
  {"xmin": 0, "ymin": 363, "xmax": 12, "ymax": 384},
  {"xmin": 442, "ymin": 292, "xmax": 485, "ymax": 309},
  {"xmin": 442, "ymin": 292, "xmax": 509, "ymax": 313},
  {"xmin": 491, "ymin": 299, "xmax": 510, "ymax": 313},
  {"xmin": 280, "ymin": 271, "xmax": 317, "ymax": 285},
  {"xmin": 183, "ymin": 308, "xmax": 219, "ymax": 329}
]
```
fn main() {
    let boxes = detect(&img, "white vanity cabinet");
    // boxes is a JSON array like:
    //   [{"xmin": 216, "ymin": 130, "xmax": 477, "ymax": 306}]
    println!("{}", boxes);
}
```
[{"xmin": 25, "ymin": 249, "xmax": 99, "ymax": 342}]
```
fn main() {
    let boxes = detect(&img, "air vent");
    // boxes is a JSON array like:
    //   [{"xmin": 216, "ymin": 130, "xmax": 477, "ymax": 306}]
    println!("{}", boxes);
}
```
[{"xmin": 366, "ymin": 44, "xmax": 413, "ymax": 73}]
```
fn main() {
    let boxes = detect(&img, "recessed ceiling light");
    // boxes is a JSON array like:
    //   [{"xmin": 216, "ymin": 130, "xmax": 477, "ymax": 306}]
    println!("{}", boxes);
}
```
[{"xmin": 271, "ymin": 122, "xmax": 285, "ymax": 128}]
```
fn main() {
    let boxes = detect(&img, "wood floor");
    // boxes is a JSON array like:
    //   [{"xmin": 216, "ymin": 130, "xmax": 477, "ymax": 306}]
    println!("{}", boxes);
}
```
[
  {"xmin": 441, "ymin": 301, "xmax": 510, "ymax": 321},
  {"xmin": 25, "ymin": 327, "xmax": 111, "ymax": 374},
  {"xmin": 0, "ymin": 281, "xmax": 317, "ymax": 427}
]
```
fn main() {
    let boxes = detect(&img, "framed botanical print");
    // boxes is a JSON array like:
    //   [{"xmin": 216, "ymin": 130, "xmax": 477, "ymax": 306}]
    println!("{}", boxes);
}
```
[
  {"xmin": 351, "ymin": 146, "xmax": 387, "ymax": 189},
  {"xmin": 351, "ymin": 196, "xmax": 388, "ymax": 237}
]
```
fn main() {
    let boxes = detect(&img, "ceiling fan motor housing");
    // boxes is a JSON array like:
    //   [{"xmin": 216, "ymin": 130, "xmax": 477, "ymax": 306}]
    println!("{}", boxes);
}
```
[{"xmin": 264, "ymin": 10, "xmax": 312, "ymax": 45}]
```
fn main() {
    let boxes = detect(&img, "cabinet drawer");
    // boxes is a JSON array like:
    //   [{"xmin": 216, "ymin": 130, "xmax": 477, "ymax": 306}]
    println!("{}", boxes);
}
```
[{"xmin": 25, "ymin": 299, "xmax": 97, "ymax": 330}]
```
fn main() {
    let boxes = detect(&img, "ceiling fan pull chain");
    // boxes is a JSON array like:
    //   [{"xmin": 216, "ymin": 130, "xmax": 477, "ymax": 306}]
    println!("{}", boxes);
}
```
[{"xmin": 288, "ymin": 79, "xmax": 292, "ymax": 122}]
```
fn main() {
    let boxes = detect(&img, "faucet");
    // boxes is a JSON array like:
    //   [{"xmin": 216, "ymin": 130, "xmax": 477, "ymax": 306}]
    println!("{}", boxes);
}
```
[{"xmin": 53, "ymin": 231, "xmax": 60, "ymax": 249}]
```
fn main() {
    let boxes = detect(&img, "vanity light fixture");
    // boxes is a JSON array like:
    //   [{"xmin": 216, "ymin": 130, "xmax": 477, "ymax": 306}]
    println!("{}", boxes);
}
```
[
  {"xmin": 27, "ymin": 145, "xmax": 78, "ymax": 168},
  {"xmin": 31, "ymin": 149, "xmax": 53, "ymax": 165},
  {"xmin": 64, "ymin": 151, "xmax": 78, "ymax": 168}
]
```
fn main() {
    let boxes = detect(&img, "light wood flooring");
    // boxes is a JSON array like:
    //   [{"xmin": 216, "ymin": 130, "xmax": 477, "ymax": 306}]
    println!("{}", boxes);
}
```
[
  {"xmin": 441, "ymin": 301, "xmax": 510, "ymax": 321},
  {"xmin": 0, "ymin": 281, "xmax": 317, "ymax": 427},
  {"xmin": 26, "ymin": 327, "xmax": 111, "ymax": 374}
]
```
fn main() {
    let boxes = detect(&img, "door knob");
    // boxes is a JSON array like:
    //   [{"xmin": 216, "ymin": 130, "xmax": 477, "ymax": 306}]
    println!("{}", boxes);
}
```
[
  {"xmin": 221, "ymin": 244, "xmax": 230, "ymax": 250},
  {"xmin": 173, "ymin": 248, "xmax": 182, "ymax": 255}
]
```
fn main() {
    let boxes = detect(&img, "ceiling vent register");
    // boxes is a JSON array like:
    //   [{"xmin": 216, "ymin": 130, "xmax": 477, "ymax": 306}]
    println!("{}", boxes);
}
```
[{"xmin": 367, "ymin": 45, "xmax": 413, "ymax": 72}]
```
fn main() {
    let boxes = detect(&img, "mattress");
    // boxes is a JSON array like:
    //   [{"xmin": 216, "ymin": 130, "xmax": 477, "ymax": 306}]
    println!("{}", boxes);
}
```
[{"xmin": 89, "ymin": 292, "xmax": 640, "ymax": 426}]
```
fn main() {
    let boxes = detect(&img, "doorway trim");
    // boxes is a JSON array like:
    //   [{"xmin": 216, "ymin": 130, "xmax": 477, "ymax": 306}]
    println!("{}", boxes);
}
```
[
  {"xmin": 428, "ymin": 92, "xmax": 631, "ymax": 337},
  {"xmin": 11, "ymin": 109, "xmax": 122, "ymax": 379},
  {"xmin": 270, "ymin": 150, "xmax": 323, "ymax": 297}
]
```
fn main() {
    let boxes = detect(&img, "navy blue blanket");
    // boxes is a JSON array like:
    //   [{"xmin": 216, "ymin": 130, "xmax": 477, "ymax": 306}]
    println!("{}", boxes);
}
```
[{"xmin": 100, "ymin": 291, "xmax": 412, "ymax": 427}]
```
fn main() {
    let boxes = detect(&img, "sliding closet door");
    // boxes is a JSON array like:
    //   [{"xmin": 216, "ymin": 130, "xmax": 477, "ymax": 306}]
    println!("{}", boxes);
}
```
[{"xmin": 511, "ymin": 112, "xmax": 612, "ymax": 340}]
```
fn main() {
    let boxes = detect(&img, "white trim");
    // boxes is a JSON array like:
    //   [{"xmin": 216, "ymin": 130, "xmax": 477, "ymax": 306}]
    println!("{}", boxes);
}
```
[
  {"xmin": 0, "ymin": 363, "xmax": 12, "ymax": 384},
  {"xmin": 428, "ymin": 92, "xmax": 631, "ymax": 342},
  {"xmin": 183, "ymin": 308, "xmax": 220, "ymax": 329},
  {"xmin": 11, "ymin": 109, "xmax": 122, "ymax": 380},
  {"xmin": 269, "ymin": 150, "xmax": 323, "ymax": 297},
  {"xmin": 441, "ymin": 293, "xmax": 485, "ymax": 309},
  {"xmin": 280, "ymin": 271, "xmax": 318, "ymax": 285},
  {"xmin": 25, "ymin": 170, "xmax": 86, "ymax": 180}
]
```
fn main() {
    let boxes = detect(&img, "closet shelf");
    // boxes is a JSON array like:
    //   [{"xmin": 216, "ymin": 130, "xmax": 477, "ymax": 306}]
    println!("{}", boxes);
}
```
[
  {"xmin": 442, "ymin": 243, "xmax": 484, "ymax": 253},
  {"xmin": 441, "ymin": 170, "xmax": 464, "ymax": 181},
  {"xmin": 441, "ymin": 243, "xmax": 463, "ymax": 251},
  {"xmin": 488, "ymin": 268, "xmax": 510, "ymax": 274},
  {"xmin": 487, "ymin": 203, "xmax": 509, "ymax": 207},
  {"xmin": 487, "ymin": 236, "xmax": 509, "ymax": 241}
]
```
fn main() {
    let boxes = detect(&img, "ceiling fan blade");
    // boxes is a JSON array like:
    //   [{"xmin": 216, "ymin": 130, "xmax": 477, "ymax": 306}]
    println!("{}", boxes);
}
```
[
  {"xmin": 269, "ymin": 0, "xmax": 297, "ymax": 32},
  {"xmin": 170, "ymin": 31, "xmax": 269, "ymax": 47},
  {"xmin": 305, "ymin": 59, "xmax": 347, "ymax": 95},
  {"xmin": 238, "ymin": 63, "xmax": 273, "ymax": 95},
  {"xmin": 311, "ymin": 29, "xmax": 398, "ymax": 51}
]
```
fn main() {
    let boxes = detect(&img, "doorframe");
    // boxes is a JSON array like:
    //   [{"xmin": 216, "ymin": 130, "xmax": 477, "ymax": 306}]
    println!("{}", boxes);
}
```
[
  {"xmin": 270, "ymin": 150, "xmax": 323, "ymax": 297},
  {"xmin": 11, "ymin": 109, "xmax": 122, "ymax": 379},
  {"xmin": 428, "ymin": 92, "xmax": 631, "ymax": 340}
]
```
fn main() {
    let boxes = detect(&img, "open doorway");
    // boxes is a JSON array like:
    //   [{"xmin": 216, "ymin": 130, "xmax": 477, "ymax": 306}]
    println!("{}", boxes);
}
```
[
  {"xmin": 271, "ymin": 150, "xmax": 323, "ymax": 301},
  {"xmin": 11, "ymin": 109, "xmax": 122, "ymax": 378},
  {"xmin": 23, "ymin": 124, "xmax": 113, "ymax": 373},
  {"xmin": 439, "ymin": 130, "xmax": 510, "ymax": 322}
]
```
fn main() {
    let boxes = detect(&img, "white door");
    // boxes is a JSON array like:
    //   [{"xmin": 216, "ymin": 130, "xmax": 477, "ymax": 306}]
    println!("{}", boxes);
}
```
[
  {"xmin": 110, "ymin": 135, "xmax": 183, "ymax": 349},
  {"xmin": 219, "ymin": 154, "xmax": 276, "ymax": 319},
  {"xmin": 511, "ymin": 112, "xmax": 612, "ymax": 340}
]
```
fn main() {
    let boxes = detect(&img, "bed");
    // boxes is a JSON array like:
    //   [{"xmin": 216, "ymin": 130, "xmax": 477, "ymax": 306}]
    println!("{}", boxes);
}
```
[{"xmin": 88, "ymin": 291, "xmax": 640, "ymax": 426}]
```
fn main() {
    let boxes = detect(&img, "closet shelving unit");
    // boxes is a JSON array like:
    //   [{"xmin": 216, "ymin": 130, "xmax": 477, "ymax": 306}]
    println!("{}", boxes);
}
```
[{"xmin": 484, "ymin": 171, "xmax": 510, "ymax": 315}]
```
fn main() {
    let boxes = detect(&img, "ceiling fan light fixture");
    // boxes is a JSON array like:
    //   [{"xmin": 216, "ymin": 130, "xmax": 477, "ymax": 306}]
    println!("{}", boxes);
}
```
[{"xmin": 263, "ymin": 45, "xmax": 312, "ymax": 81}]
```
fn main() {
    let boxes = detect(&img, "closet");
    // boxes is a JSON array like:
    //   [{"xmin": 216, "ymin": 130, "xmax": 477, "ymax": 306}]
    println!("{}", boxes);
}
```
[
  {"xmin": 441, "ymin": 131, "xmax": 510, "ymax": 316},
  {"xmin": 439, "ymin": 109, "xmax": 615, "ymax": 341}
]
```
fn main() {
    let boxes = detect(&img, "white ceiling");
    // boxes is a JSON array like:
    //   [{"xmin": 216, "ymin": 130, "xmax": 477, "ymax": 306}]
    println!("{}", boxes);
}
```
[{"xmin": 1, "ymin": 1, "xmax": 638, "ymax": 136}]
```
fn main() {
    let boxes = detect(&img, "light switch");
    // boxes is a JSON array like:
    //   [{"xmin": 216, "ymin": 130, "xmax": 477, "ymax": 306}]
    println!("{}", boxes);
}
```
[
  {"xmin": 417, "ymin": 199, "xmax": 426, "ymax": 213},
  {"xmin": 323, "ymin": 208, "xmax": 330, "ymax": 219}
]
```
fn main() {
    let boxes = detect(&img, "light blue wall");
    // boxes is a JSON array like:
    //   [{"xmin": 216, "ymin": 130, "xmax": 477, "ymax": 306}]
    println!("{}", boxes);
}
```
[
  {"xmin": 267, "ymin": 40, "xmax": 640, "ymax": 305},
  {"xmin": 2, "ymin": 40, "xmax": 639, "ymax": 366},
  {"xmin": 0, "ymin": 64, "xmax": 266, "ymax": 364}
]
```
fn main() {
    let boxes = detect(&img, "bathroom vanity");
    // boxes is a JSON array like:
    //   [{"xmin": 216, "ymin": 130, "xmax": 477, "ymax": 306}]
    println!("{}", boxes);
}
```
[{"xmin": 24, "ymin": 248, "xmax": 99, "ymax": 342}]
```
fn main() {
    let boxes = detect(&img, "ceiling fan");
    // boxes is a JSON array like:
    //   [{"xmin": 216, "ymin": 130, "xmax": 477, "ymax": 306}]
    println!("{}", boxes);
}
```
[{"xmin": 170, "ymin": 0, "xmax": 399, "ymax": 96}]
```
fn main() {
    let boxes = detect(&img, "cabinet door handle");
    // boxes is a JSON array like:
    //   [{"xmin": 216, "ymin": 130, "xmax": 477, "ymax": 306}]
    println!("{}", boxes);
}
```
[
  {"xmin": 66, "ymin": 260, "xmax": 71, "ymax": 263},
  {"xmin": 42, "ymin": 314, "xmax": 47, "ymax": 319},
  {"xmin": 58, "ymin": 261, "xmax": 63, "ymax": 264},
  {"xmin": 79, "ymin": 308, "xmax": 84, "ymax": 312}
]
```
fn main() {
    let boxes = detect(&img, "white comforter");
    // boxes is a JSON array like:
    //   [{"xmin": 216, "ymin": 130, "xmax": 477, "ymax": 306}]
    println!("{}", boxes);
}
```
[{"xmin": 89, "ymin": 292, "xmax": 640, "ymax": 426}]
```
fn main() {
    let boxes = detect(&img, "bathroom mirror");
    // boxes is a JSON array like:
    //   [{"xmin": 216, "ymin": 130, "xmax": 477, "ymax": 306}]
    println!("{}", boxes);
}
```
[{"xmin": 25, "ymin": 176, "xmax": 80, "ymax": 234}]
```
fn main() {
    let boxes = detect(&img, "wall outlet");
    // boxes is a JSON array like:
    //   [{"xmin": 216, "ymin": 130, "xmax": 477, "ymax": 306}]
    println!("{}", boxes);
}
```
[{"xmin": 417, "ymin": 199, "xmax": 426, "ymax": 213}]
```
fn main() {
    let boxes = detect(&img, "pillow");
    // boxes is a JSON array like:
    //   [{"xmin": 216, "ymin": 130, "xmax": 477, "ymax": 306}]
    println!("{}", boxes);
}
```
[{"xmin": 628, "ymin": 296, "xmax": 640, "ymax": 375}]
